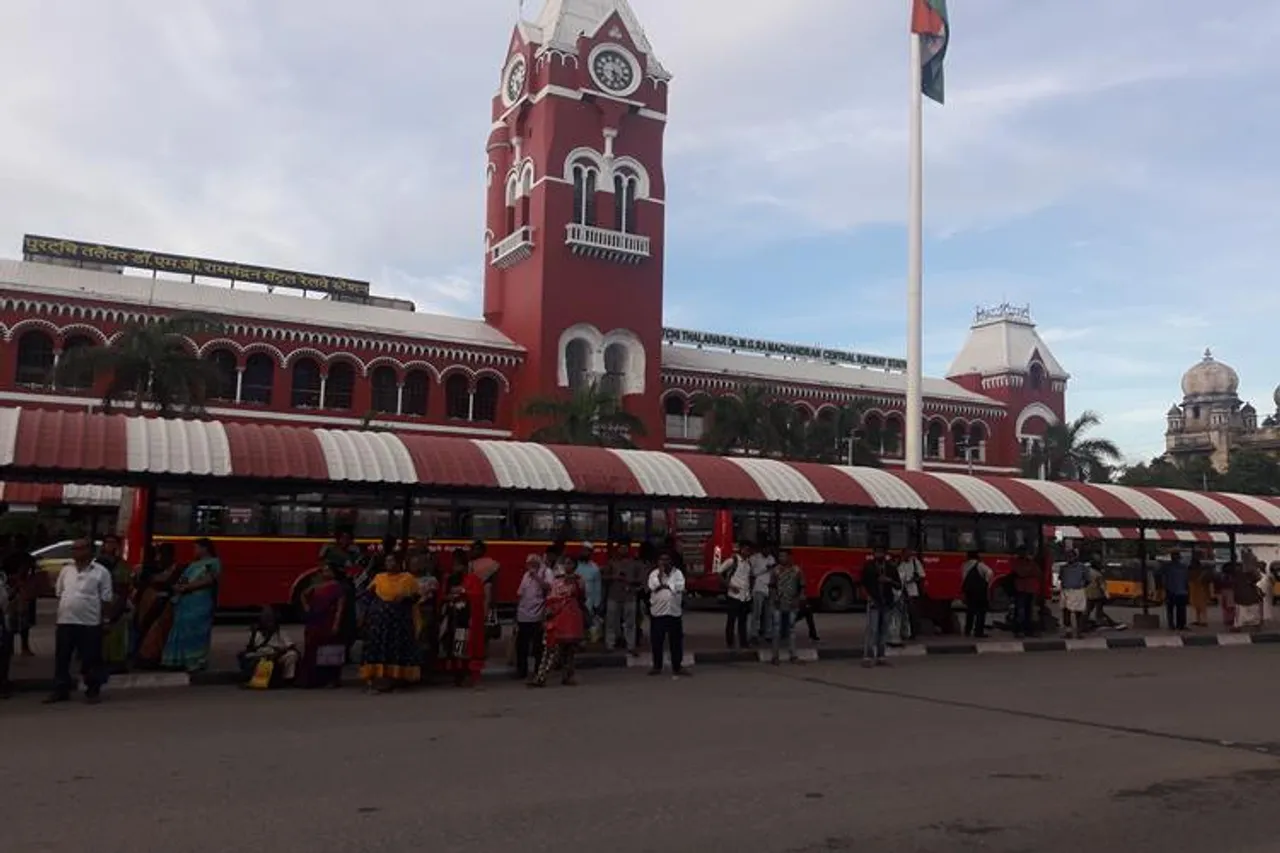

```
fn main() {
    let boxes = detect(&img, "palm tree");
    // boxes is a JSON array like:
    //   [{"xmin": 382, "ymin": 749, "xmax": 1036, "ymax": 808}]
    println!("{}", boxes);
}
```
[
  {"xmin": 56, "ymin": 314, "xmax": 222, "ymax": 416},
  {"xmin": 1021, "ymin": 410, "xmax": 1122, "ymax": 482},
  {"xmin": 800, "ymin": 402, "xmax": 881, "ymax": 466},
  {"xmin": 523, "ymin": 381, "xmax": 647, "ymax": 448},
  {"xmin": 699, "ymin": 385, "xmax": 778, "ymax": 455}
]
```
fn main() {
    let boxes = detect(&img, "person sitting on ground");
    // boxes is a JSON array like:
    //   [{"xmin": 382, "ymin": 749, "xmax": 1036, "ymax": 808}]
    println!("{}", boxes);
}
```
[{"xmin": 239, "ymin": 606, "xmax": 299, "ymax": 688}]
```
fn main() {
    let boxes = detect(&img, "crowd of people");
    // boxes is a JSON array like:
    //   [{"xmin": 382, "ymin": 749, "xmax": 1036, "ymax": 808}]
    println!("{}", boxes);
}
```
[
  {"xmin": 235, "ymin": 533, "xmax": 693, "ymax": 693},
  {"xmin": 0, "ymin": 532, "xmax": 224, "ymax": 702},
  {"xmin": 4, "ymin": 526, "xmax": 1277, "ymax": 702}
]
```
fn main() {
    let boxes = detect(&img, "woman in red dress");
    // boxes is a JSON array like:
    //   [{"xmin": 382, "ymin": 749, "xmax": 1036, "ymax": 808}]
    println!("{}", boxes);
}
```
[
  {"xmin": 437, "ymin": 548, "xmax": 487, "ymax": 686},
  {"xmin": 530, "ymin": 556, "xmax": 586, "ymax": 687}
]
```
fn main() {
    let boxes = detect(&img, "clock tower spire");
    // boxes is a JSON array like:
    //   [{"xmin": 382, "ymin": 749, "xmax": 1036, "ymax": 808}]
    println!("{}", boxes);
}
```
[{"xmin": 484, "ymin": 0, "xmax": 670, "ymax": 447}]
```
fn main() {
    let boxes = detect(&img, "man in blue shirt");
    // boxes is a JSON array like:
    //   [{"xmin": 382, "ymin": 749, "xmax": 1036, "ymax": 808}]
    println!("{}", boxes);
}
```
[
  {"xmin": 576, "ymin": 542, "xmax": 603, "ymax": 644},
  {"xmin": 1163, "ymin": 550, "xmax": 1190, "ymax": 631},
  {"xmin": 1058, "ymin": 549, "xmax": 1089, "ymax": 639}
]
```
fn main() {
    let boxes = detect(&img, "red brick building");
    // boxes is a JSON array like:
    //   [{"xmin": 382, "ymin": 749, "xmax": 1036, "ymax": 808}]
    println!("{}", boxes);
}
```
[{"xmin": 0, "ymin": 0, "xmax": 1066, "ymax": 475}]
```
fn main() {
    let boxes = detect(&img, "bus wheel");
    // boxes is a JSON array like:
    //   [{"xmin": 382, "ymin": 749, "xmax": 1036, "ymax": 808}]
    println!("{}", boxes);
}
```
[{"xmin": 820, "ymin": 574, "xmax": 857, "ymax": 612}]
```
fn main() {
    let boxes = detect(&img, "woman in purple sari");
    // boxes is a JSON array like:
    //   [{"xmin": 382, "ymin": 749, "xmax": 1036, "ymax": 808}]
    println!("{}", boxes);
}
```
[{"xmin": 298, "ymin": 564, "xmax": 347, "ymax": 688}]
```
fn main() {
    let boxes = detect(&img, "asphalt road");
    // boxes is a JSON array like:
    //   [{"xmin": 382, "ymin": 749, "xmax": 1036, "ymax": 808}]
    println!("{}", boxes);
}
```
[{"xmin": 6, "ymin": 649, "xmax": 1280, "ymax": 853}]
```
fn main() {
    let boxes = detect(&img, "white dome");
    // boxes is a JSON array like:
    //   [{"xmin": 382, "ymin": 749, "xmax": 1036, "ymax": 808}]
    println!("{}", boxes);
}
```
[
  {"xmin": 1273, "ymin": 384, "xmax": 1280, "ymax": 410},
  {"xmin": 1181, "ymin": 349, "xmax": 1239, "ymax": 398}
]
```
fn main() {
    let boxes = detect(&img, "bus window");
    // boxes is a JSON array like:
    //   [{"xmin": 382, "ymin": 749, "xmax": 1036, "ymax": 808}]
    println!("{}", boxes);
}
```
[
  {"xmin": 979, "ymin": 523, "xmax": 1008, "ymax": 554},
  {"xmin": 461, "ymin": 501, "xmax": 511, "ymax": 541},
  {"xmin": 154, "ymin": 498, "xmax": 192, "ymax": 535},
  {"xmin": 613, "ymin": 505, "xmax": 650, "ymax": 543},
  {"xmin": 779, "ymin": 512, "xmax": 808, "ymax": 547},
  {"xmin": 923, "ymin": 523, "xmax": 946, "ymax": 552},
  {"xmin": 872, "ymin": 520, "xmax": 911, "ymax": 551},
  {"xmin": 809, "ymin": 513, "xmax": 850, "ymax": 548},
  {"xmin": 568, "ymin": 503, "xmax": 609, "ymax": 541},
  {"xmin": 409, "ymin": 499, "xmax": 454, "ymax": 540},
  {"xmin": 355, "ymin": 507, "xmax": 393, "ymax": 539},
  {"xmin": 513, "ymin": 502, "xmax": 559, "ymax": 541},
  {"xmin": 956, "ymin": 527, "xmax": 978, "ymax": 553},
  {"xmin": 848, "ymin": 517, "xmax": 870, "ymax": 549},
  {"xmin": 223, "ymin": 500, "xmax": 264, "ymax": 536}
]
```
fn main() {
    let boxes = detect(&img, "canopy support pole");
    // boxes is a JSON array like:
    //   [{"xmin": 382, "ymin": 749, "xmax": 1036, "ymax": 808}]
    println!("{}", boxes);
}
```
[{"xmin": 1133, "ymin": 524, "xmax": 1160, "ymax": 629}]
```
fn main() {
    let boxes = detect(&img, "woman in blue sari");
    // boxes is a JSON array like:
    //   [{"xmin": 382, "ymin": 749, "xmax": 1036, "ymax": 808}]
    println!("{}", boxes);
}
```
[{"xmin": 162, "ymin": 538, "xmax": 221, "ymax": 672}]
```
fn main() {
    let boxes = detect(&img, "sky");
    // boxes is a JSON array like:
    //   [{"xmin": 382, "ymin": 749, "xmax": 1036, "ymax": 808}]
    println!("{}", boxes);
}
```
[{"xmin": 1, "ymin": 0, "xmax": 1278, "ymax": 463}]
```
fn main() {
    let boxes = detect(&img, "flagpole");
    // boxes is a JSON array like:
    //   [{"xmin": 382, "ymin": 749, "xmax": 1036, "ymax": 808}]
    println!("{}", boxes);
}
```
[{"xmin": 905, "ymin": 31, "xmax": 924, "ymax": 472}]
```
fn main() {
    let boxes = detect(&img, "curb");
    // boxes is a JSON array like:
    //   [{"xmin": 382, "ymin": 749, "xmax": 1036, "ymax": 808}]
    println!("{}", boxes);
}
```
[{"xmin": 8, "ymin": 631, "xmax": 1278, "ymax": 693}]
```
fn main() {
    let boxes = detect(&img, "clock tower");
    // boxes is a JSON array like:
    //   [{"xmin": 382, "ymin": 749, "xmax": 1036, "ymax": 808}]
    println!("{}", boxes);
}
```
[{"xmin": 483, "ymin": 0, "xmax": 670, "ymax": 447}]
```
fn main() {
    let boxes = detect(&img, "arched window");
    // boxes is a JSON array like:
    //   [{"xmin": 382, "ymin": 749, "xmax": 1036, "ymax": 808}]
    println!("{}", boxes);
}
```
[
  {"xmin": 687, "ymin": 395, "xmax": 708, "ymax": 441},
  {"xmin": 242, "ymin": 353, "xmax": 274, "ymax": 405},
  {"xmin": 664, "ymin": 395, "xmax": 687, "ymax": 439},
  {"xmin": 370, "ymin": 366, "xmax": 399, "ymax": 414},
  {"xmin": 325, "ymin": 362, "xmax": 355, "ymax": 410},
  {"xmin": 572, "ymin": 163, "xmax": 597, "ymax": 226},
  {"xmin": 505, "ymin": 174, "xmax": 518, "ymax": 234},
  {"xmin": 925, "ymin": 421, "xmax": 945, "ymax": 459},
  {"xmin": 1028, "ymin": 362, "xmax": 1045, "ymax": 390},
  {"xmin": 473, "ymin": 377, "xmax": 500, "ymax": 423},
  {"xmin": 15, "ymin": 330, "xmax": 55, "ymax": 386},
  {"xmin": 205, "ymin": 349, "xmax": 238, "ymax": 402},
  {"xmin": 794, "ymin": 406, "xmax": 813, "ymax": 424},
  {"xmin": 291, "ymin": 358, "xmax": 322, "ymax": 408},
  {"xmin": 882, "ymin": 417, "xmax": 903, "ymax": 457},
  {"xmin": 565, "ymin": 338, "xmax": 591, "ymax": 392},
  {"xmin": 950, "ymin": 422, "xmax": 968, "ymax": 460},
  {"xmin": 600, "ymin": 342, "xmax": 627, "ymax": 398},
  {"xmin": 863, "ymin": 413, "xmax": 883, "ymax": 454},
  {"xmin": 402, "ymin": 369, "xmax": 430, "ymax": 417},
  {"xmin": 520, "ymin": 167, "xmax": 533, "ymax": 228},
  {"xmin": 59, "ymin": 335, "xmax": 96, "ymax": 391},
  {"xmin": 445, "ymin": 374, "xmax": 471, "ymax": 420},
  {"xmin": 613, "ymin": 172, "xmax": 638, "ymax": 233},
  {"xmin": 968, "ymin": 423, "xmax": 987, "ymax": 462}
]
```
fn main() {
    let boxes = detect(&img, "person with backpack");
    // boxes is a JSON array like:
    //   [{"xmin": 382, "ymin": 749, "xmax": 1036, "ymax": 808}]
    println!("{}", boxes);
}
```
[
  {"xmin": 960, "ymin": 550, "xmax": 993, "ymax": 639},
  {"xmin": 861, "ymin": 547, "xmax": 901, "ymax": 668},
  {"xmin": 717, "ymin": 542, "xmax": 753, "ymax": 649}
]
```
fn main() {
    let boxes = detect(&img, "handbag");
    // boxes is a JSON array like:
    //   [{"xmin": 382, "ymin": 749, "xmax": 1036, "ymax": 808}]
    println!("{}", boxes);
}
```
[{"xmin": 315, "ymin": 644, "xmax": 345, "ymax": 667}]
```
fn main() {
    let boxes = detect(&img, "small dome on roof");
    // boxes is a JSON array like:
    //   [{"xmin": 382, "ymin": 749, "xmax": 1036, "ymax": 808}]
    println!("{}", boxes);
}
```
[
  {"xmin": 1273, "ymin": 385, "xmax": 1280, "ymax": 410},
  {"xmin": 1181, "ymin": 349, "xmax": 1239, "ymax": 398},
  {"xmin": 1167, "ymin": 404, "xmax": 1182, "ymax": 417},
  {"xmin": 1243, "ymin": 402, "xmax": 1257, "ymax": 414}
]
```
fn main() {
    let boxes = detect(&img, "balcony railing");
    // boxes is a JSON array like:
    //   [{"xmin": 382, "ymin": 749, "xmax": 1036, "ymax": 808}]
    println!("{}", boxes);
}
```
[
  {"xmin": 490, "ymin": 227, "xmax": 535, "ymax": 269},
  {"xmin": 565, "ymin": 223, "xmax": 650, "ymax": 264}
]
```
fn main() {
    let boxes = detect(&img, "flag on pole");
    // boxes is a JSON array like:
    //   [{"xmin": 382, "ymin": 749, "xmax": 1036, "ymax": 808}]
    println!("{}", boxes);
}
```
[{"xmin": 911, "ymin": 0, "xmax": 949, "ymax": 105}]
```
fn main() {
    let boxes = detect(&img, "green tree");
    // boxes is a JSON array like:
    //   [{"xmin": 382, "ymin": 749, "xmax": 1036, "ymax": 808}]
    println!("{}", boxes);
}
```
[
  {"xmin": 56, "ymin": 314, "xmax": 222, "ymax": 416},
  {"xmin": 1219, "ymin": 449, "xmax": 1280, "ymax": 495},
  {"xmin": 699, "ymin": 385, "xmax": 778, "ymax": 456},
  {"xmin": 1021, "ymin": 410, "xmax": 1122, "ymax": 481},
  {"xmin": 522, "ymin": 381, "xmax": 647, "ymax": 448}
]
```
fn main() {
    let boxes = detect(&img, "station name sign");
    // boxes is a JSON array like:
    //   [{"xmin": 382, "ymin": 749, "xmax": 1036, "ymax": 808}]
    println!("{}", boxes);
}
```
[
  {"xmin": 662, "ymin": 327, "xmax": 907, "ymax": 372},
  {"xmin": 23, "ymin": 234, "xmax": 370, "ymax": 298}
]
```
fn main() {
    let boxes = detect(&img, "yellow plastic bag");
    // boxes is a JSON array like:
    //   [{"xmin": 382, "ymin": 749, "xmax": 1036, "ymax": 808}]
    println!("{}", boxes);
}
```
[{"xmin": 248, "ymin": 658, "xmax": 275, "ymax": 690}]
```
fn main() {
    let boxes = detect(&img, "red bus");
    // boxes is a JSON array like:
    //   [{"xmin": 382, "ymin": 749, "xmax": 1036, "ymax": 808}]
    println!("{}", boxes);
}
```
[{"xmin": 121, "ymin": 484, "xmax": 1044, "ymax": 616}]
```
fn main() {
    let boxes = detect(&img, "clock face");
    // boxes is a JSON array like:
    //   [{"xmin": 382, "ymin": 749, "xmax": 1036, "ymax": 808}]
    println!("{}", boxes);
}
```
[
  {"xmin": 503, "ymin": 56, "xmax": 526, "ymax": 104},
  {"xmin": 591, "ymin": 47, "xmax": 636, "ymax": 94}
]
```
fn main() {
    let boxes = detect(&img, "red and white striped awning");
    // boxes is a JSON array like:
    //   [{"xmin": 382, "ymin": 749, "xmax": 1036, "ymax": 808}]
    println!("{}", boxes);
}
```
[
  {"xmin": 0, "ymin": 481, "xmax": 122, "ymax": 507},
  {"xmin": 1047, "ymin": 525, "xmax": 1233, "ymax": 544},
  {"xmin": 1, "ymin": 407, "xmax": 1279, "ymax": 531}
]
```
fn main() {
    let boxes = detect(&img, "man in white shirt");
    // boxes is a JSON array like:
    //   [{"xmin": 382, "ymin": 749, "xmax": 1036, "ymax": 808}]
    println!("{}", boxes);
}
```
[
  {"xmin": 46, "ymin": 538, "xmax": 113, "ymax": 704},
  {"xmin": 750, "ymin": 546, "xmax": 775, "ymax": 645},
  {"xmin": 717, "ymin": 542, "xmax": 753, "ymax": 649},
  {"xmin": 647, "ymin": 552, "xmax": 688, "ymax": 678}
]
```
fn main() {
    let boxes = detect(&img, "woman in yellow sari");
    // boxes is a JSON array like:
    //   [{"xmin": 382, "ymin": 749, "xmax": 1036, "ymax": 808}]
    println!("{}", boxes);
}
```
[
  {"xmin": 1188, "ymin": 554, "xmax": 1213, "ymax": 628},
  {"xmin": 358, "ymin": 553, "xmax": 422, "ymax": 693}
]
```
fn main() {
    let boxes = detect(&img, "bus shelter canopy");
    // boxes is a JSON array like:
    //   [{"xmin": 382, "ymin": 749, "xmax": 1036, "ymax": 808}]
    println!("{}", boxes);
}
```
[{"xmin": 1, "ymin": 407, "xmax": 1278, "ymax": 533}]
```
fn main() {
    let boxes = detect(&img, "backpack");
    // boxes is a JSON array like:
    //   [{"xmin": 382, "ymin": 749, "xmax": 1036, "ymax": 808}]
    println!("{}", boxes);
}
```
[{"xmin": 962, "ymin": 562, "xmax": 988, "ymax": 602}]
